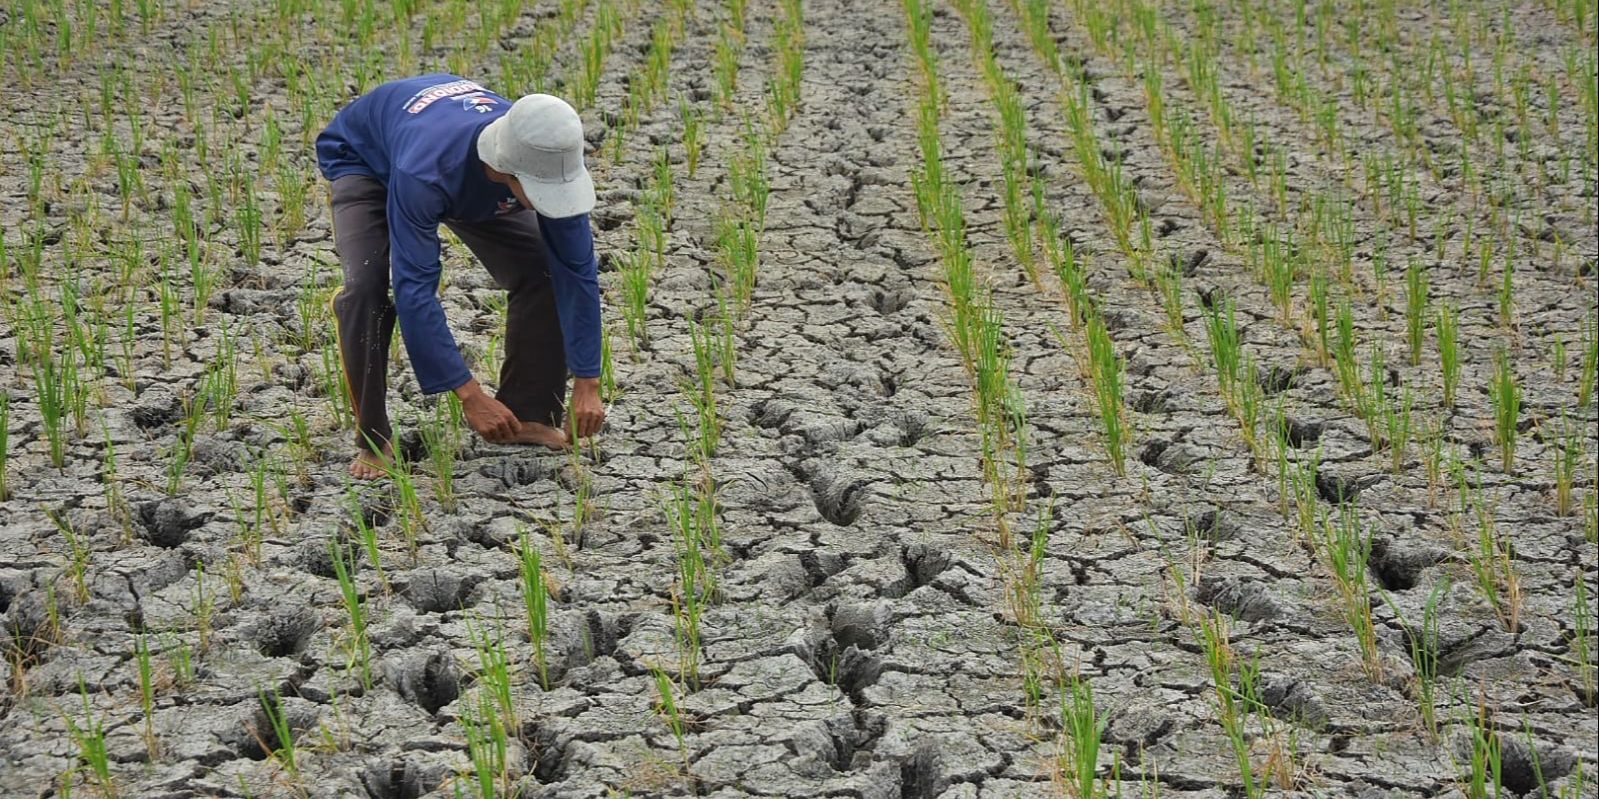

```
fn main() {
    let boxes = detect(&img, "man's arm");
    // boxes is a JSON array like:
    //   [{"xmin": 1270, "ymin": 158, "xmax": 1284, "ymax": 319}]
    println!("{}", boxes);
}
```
[
  {"xmin": 536, "ymin": 212, "xmax": 605, "ymax": 437},
  {"xmin": 388, "ymin": 176, "xmax": 518, "ymax": 440}
]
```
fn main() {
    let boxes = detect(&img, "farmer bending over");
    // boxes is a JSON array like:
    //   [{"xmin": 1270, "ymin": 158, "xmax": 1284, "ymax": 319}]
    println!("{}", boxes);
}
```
[{"xmin": 316, "ymin": 75, "xmax": 606, "ymax": 480}]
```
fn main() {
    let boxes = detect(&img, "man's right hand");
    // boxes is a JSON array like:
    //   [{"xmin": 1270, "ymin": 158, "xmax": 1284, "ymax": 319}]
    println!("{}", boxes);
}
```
[{"xmin": 455, "ymin": 379, "xmax": 519, "ymax": 442}]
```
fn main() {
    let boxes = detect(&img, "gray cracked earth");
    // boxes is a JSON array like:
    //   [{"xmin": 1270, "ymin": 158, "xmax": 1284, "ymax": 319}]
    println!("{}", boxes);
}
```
[{"xmin": 1, "ymin": 0, "xmax": 1596, "ymax": 797}]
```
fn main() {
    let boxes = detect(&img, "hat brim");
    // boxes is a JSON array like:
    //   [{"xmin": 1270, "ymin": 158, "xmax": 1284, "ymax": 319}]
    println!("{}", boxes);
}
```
[
  {"xmin": 516, "ymin": 168, "xmax": 596, "ymax": 219},
  {"xmin": 477, "ymin": 117, "xmax": 508, "ymax": 171}
]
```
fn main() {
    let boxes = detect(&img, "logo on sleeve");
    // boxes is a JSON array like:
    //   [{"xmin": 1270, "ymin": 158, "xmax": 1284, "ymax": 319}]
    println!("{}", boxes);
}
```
[{"xmin": 496, "ymin": 194, "xmax": 521, "ymax": 215}]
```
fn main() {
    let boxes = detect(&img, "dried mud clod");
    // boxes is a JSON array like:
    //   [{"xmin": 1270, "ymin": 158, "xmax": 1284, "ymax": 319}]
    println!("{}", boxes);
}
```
[
  {"xmin": 400, "ymin": 567, "xmax": 477, "ymax": 615},
  {"xmin": 386, "ymin": 649, "xmax": 462, "ymax": 716},
  {"xmin": 359, "ymin": 757, "xmax": 451, "ymax": 799},
  {"xmin": 247, "ymin": 602, "xmax": 321, "ymax": 659},
  {"xmin": 1193, "ymin": 575, "xmax": 1281, "ymax": 622},
  {"xmin": 135, "ymin": 499, "xmax": 209, "ymax": 548}
]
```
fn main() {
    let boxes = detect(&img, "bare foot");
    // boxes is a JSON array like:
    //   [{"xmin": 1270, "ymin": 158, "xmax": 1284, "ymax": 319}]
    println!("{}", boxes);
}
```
[
  {"xmin": 349, "ymin": 445, "xmax": 393, "ymax": 481},
  {"xmin": 505, "ymin": 421, "xmax": 571, "ymax": 451}
]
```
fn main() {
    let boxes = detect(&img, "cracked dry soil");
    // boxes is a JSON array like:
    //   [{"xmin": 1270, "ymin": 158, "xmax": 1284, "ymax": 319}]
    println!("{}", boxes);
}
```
[{"xmin": 1, "ymin": 0, "xmax": 1597, "ymax": 797}]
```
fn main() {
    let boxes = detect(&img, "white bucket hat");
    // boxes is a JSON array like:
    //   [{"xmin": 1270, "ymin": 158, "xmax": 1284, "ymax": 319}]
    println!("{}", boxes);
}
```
[{"xmin": 477, "ymin": 93, "xmax": 596, "ymax": 219}]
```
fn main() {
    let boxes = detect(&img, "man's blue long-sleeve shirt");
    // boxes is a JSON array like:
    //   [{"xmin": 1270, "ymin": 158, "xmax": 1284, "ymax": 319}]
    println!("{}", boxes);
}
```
[{"xmin": 315, "ymin": 74, "xmax": 602, "ymax": 392}]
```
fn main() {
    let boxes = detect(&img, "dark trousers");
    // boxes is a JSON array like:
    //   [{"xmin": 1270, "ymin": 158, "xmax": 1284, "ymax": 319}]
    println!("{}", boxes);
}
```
[{"xmin": 329, "ymin": 174, "xmax": 567, "ymax": 454}]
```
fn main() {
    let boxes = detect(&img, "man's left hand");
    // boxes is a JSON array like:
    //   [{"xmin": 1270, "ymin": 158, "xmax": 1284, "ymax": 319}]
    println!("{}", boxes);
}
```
[{"xmin": 569, "ymin": 378, "xmax": 607, "ymax": 439}]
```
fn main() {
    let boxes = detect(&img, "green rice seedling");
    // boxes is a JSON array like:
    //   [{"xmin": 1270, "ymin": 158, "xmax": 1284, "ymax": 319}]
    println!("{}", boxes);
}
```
[
  {"xmin": 1465, "ymin": 698, "xmax": 1504, "ymax": 799},
  {"xmin": 716, "ymin": 215, "xmax": 759, "ymax": 311},
  {"xmin": 165, "ymin": 633, "xmax": 194, "ymax": 689},
  {"xmin": 1157, "ymin": 254, "xmax": 1186, "ymax": 339},
  {"xmin": 328, "ymin": 539, "xmax": 371, "ymax": 691},
  {"xmin": 652, "ymin": 666, "xmax": 689, "ymax": 767},
  {"xmin": 1499, "ymin": 258, "xmax": 1515, "ymax": 330},
  {"xmin": 419, "ymin": 402, "xmax": 459, "ymax": 512},
  {"xmin": 45, "ymin": 508, "xmax": 91, "ymax": 603},
  {"xmin": 1323, "ymin": 504, "xmax": 1382, "ymax": 681},
  {"xmin": 1554, "ymin": 414, "xmax": 1584, "ymax": 517},
  {"xmin": 1196, "ymin": 612, "xmax": 1261, "ymax": 799},
  {"xmin": 256, "ymin": 687, "xmax": 298, "ymax": 778},
  {"xmin": 679, "ymin": 100, "xmax": 703, "ymax": 177},
  {"xmin": 619, "ymin": 248, "xmax": 652, "ymax": 353},
  {"xmin": 1580, "ymin": 312, "xmax": 1597, "ymax": 408},
  {"xmin": 1421, "ymin": 418, "xmax": 1447, "ymax": 506},
  {"xmin": 465, "ymin": 612, "xmax": 517, "ymax": 732},
  {"xmin": 1554, "ymin": 336, "xmax": 1569, "ymax": 382},
  {"xmin": 1204, "ymin": 297, "xmax": 1243, "ymax": 396},
  {"xmin": 66, "ymin": 676, "xmax": 116, "ymax": 799},
  {"xmin": 1381, "ymin": 577, "xmax": 1448, "ymax": 738},
  {"xmin": 663, "ymin": 481, "xmax": 716, "ymax": 687},
  {"xmin": 1490, "ymin": 349, "xmax": 1520, "ymax": 473},
  {"xmin": 600, "ymin": 326, "xmax": 619, "ymax": 403},
  {"xmin": 1466, "ymin": 486, "xmax": 1522, "ymax": 635},
  {"xmin": 458, "ymin": 692, "xmax": 510, "ymax": 799},
  {"xmin": 162, "ymin": 385, "xmax": 201, "ymax": 486},
  {"xmin": 1574, "ymin": 576, "xmax": 1595, "ymax": 705},
  {"xmin": 652, "ymin": 147, "xmax": 675, "ymax": 221},
  {"xmin": 713, "ymin": 24, "xmax": 741, "ymax": 111},
  {"xmin": 1436, "ymin": 302, "xmax": 1461, "ymax": 407},
  {"xmin": 1236, "ymin": 359, "xmax": 1266, "ymax": 462},
  {"xmin": 376, "ymin": 443, "xmax": 427, "ymax": 562},
  {"xmin": 134, "ymin": 632, "xmax": 158, "ymax": 759},
  {"xmin": 345, "ymin": 490, "xmax": 388, "ymax": 593},
  {"xmin": 1057, "ymin": 677, "xmax": 1107, "ymax": 799},
  {"xmin": 1405, "ymin": 260, "xmax": 1428, "ymax": 366},
  {"xmin": 1383, "ymin": 380, "xmax": 1413, "ymax": 474},
  {"xmin": 716, "ymin": 291, "xmax": 737, "ymax": 387},
  {"xmin": 517, "ymin": 528, "xmax": 551, "ymax": 690},
  {"xmin": 1085, "ymin": 314, "xmax": 1126, "ymax": 475},
  {"xmin": 1333, "ymin": 301, "xmax": 1364, "ymax": 413},
  {"xmin": 0, "ymin": 393, "xmax": 9, "ymax": 501}
]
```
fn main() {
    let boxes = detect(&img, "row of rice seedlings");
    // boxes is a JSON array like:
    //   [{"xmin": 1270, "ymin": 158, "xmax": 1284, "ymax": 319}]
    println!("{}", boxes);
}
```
[
  {"xmin": 609, "ymin": 0, "xmax": 691, "ymax": 161},
  {"xmin": 953, "ymin": 0, "xmax": 1039, "ymax": 284},
  {"xmin": 565, "ymin": 0, "xmax": 628, "ymax": 112},
  {"xmin": 1120, "ymin": 0, "xmax": 1562, "ymax": 385},
  {"xmin": 617, "ymin": 149, "xmax": 675, "ymax": 355},
  {"xmin": 496, "ymin": 0, "xmax": 592, "ymax": 92},
  {"xmin": 0, "ymin": 0, "xmax": 165, "ymax": 77},
  {"xmin": 908, "ymin": 11, "xmax": 1100, "ymax": 779},
  {"xmin": 764, "ymin": 0, "xmax": 806, "ymax": 133},
  {"xmin": 707, "ymin": 0, "xmax": 750, "ymax": 112}
]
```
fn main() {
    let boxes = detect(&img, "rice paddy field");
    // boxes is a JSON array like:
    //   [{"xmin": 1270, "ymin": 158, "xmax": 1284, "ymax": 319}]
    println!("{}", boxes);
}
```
[{"xmin": 1, "ymin": 0, "xmax": 1597, "ymax": 796}]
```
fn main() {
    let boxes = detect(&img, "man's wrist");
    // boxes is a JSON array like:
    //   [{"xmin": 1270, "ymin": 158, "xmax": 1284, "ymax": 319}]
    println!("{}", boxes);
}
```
[{"xmin": 453, "ymin": 378, "xmax": 485, "ymax": 402}]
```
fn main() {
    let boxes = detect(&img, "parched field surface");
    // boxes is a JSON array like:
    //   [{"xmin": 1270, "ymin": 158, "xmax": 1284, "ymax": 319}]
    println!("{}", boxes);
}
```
[{"xmin": 1, "ymin": 0, "xmax": 1596, "ymax": 797}]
